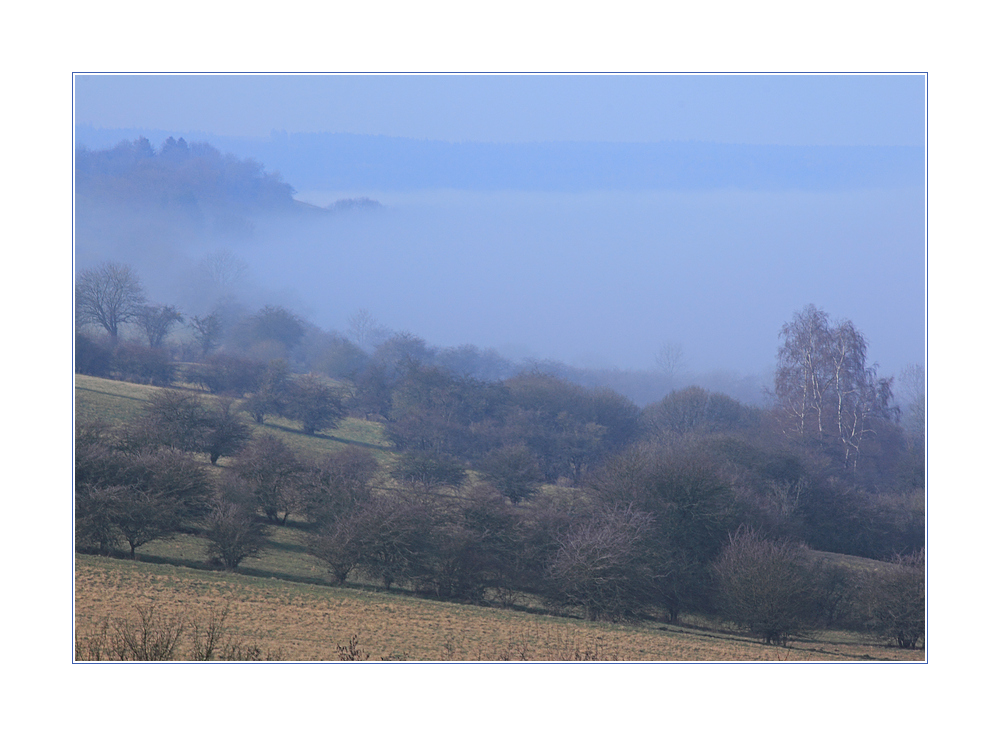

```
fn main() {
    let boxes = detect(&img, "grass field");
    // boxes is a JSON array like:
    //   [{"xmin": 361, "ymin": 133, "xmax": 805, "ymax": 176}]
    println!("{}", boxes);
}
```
[
  {"xmin": 74, "ymin": 373, "xmax": 924, "ymax": 662},
  {"xmin": 74, "ymin": 374, "xmax": 394, "ymax": 464}
]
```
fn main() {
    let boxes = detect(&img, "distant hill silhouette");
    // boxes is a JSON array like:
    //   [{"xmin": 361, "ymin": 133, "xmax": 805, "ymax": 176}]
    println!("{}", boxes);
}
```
[
  {"xmin": 76, "ymin": 126, "xmax": 925, "ymax": 193},
  {"xmin": 76, "ymin": 136, "xmax": 298, "ymax": 213}
]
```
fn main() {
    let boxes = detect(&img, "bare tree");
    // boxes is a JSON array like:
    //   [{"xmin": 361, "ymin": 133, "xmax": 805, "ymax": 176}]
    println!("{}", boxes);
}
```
[
  {"xmin": 76, "ymin": 261, "xmax": 147, "ymax": 341},
  {"xmin": 282, "ymin": 374, "xmax": 347, "ymax": 435},
  {"xmin": 347, "ymin": 308, "xmax": 389, "ymax": 351},
  {"xmin": 654, "ymin": 342, "xmax": 686, "ymax": 380},
  {"xmin": 712, "ymin": 527, "xmax": 815, "ymax": 645},
  {"xmin": 202, "ymin": 250, "xmax": 249, "ymax": 293},
  {"xmin": 774, "ymin": 305, "xmax": 895, "ymax": 469},
  {"xmin": 229, "ymin": 435, "xmax": 302, "ymax": 524},
  {"xmin": 205, "ymin": 496, "xmax": 269, "ymax": 571},
  {"xmin": 138, "ymin": 305, "xmax": 184, "ymax": 348},
  {"xmin": 476, "ymin": 445, "xmax": 542, "ymax": 504},
  {"xmin": 546, "ymin": 503, "xmax": 659, "ymax": 622},
  {"xmin": 190, "ymin": 312, "xmax": 223, "ymax": 357},
  {"xmin": 862, "ymin": 549, "xmax": 925, "ymax": 649}
]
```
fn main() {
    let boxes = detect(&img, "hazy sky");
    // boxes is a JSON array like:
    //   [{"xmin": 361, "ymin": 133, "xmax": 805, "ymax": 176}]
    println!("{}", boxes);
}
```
[
  {"xmin": 74, "ymin": 74, "xmax": 926, "ymax": 383},
  {"xmin": 75, "ymin": 74, "xmax": 925, "ymax": 146}
]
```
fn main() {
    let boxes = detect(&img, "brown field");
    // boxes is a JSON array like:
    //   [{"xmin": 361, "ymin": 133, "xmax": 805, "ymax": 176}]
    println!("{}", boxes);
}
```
[
  {"xmin": 74, "ymin": 555, "xmax": 924, "ymax": 662},
  {"xmin": 74, "ymin": 373, "xmax": 924, "ymax": 663}
]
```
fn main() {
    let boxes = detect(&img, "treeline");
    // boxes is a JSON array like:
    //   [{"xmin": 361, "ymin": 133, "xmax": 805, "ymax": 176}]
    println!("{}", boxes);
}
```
[
  {"xmin": 76, "ymin": 136, "xmax": 297, "ymax": 209},
  {"xmin": 75, "ymin": 261, "xmax": 925, "ymax": 647},
  {"xmin": 75, "ymin": 136, "xmax": 299, "ymax": 249},
  {"xmin": 75, "ymin": 385, "xmax": 923, "ymax": 647}
]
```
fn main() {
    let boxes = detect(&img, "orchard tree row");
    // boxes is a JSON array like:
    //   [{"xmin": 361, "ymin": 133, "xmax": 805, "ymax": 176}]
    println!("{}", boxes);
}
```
[{"xmin": 75, "ymin": 392, "xmax": 923, "ymax": 648}]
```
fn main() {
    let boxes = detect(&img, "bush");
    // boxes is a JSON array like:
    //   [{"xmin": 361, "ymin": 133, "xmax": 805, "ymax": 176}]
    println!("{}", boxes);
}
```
[
  {"xmin": 110, "ymin": 342, "xmax": 174, "ymax": 385},
  {"xmin": 75, "ymin": 603, "xmax": 282, "ymax": 661},
  {"xmin": 391, "ymin": 451, "xmax": 467, "ymax": 491},
  {"xmin": 76, "ymin": 605, "xmax": 185, "ymax": 661},
  {"xmin": 75, "ymin": 332, "xmax": 113, "ymax": 376},
  {"xmin": 75, "ymin": 482, "xmax": 123, "ymax": 554},
  {"xmin": 313, "ymin": 493, "xmax": 437, "ymax": 591},
  {"xmin": 300, "ymin": 446, "xmax": 379, "ymax": 526},
  {"xmin": 413, "ymin": 486, "xmax": 524, "ymax": 603},
  {"xmin": 205, "ymin": 494, "xmax": 270, "ymax": 571},
  {"xmin": 476, "ymin": 445, "xmax": 543, "ymax": 504},
  {"xmin": 862, "ymin": 549, "xmax": 925, "ymax": 649},
  {"xmin": 281, "ymin": 374, "xmax": 346, "ymax": 434},
  {"xmin": 229, "ymin": 435, "xmax": 302, "ymax": 524},
  {"xmin": 712, "ymin": 527, "xmax": 815, "ymax": 645},
  {"xmin": 545, "ymin": 503, "xmax": 659, "ymax": 622},
  {"xmin": 75, "ymin": 439, "xmax": 213, "ymax": 556},
  {"xmin": 192, "ymin": 354, "xmax": 266, "ymax": 395}
]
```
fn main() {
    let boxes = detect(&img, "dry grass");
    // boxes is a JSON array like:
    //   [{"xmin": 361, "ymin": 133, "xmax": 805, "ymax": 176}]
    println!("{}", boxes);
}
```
[{"xmin": 75, "ymin": 555, "xmax": 924, "ymax": 662}]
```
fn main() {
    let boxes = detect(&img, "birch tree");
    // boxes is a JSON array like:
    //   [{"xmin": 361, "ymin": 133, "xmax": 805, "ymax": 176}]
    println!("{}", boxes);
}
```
[{"xmin": 774, "ymin": 305, "xmax": 895, "ymax": 470}]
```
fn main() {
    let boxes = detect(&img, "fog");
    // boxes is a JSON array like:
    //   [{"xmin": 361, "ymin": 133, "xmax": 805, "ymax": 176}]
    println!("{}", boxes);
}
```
[
  {"xmin": 248, "ymin": 186, "xmax": 923, "ymax": 376},
  {"xmin": 73, "ymin": 74, "xmax": 926, "ymax": 408},
  {"xmin": 77, "ymin": 180, "xmax": 924, "ymax": 398}
]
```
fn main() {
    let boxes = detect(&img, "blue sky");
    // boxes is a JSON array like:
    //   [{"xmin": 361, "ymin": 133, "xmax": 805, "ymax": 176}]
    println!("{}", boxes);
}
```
[{"xmin": 75, "ymin": 74, "xmax": 925, "ymax": 146}]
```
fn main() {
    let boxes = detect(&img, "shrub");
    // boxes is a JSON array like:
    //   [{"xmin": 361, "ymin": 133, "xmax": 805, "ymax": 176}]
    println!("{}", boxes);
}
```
[
  {"xmin": 545, "ymin": 503, "xmax": 659, "ymax": 622},
  {"xmin": 110, "ymin": 342, "xmax": 174, "ymax": 385},
  {"xmin": 192, "ymin": 354, "xmax": 265, "ymax": 395},
  {"xmin": 75, "ymin": 605, "xmax": 184, "ymax": 661},
  {"xmin": 282, "ymin": 374, "xmax": 346, "ymax": 434},
  {"xmin": 75, "ymin": 603, "xmax": 282, "ymax": 661},
  {"xmin": 75, "ymin": 440, "xmax": 213, "ymax": 556},
  {"xmin": 712, "ymin": 527, "xmax": 815, "ymax": 645},
  {"xmin": 300, "ymin": 446, "xmax": 379, "ymax": 526},
  {"xmin": 391, "ymin": 451, "xmax": 467, "ymax": 490},
  {"xmin": 229, "ymin": 435, "xmax": 302, "ymax": 524},
  {"xmin": 862, "ymin": 549, "xmax": 925, "ymax": 649},
  {"xmin": 75, "ymin": 332, "xmax": 113, "ymax": 377},
  {"xmin": 476, "ymin": 445, "xmax": 543, "ymax": 504},
  {"xmin": 205, "ymin": 495, "xmax": 270, "ymax": 571}
]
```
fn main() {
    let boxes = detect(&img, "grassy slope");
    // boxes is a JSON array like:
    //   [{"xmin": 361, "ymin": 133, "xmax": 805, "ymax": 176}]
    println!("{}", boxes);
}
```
[
  {"xmin": 75, "ymin": 374, "xmax": 394, "ymax": 463},
  {"xmin": 74, "ymin": 374, "xmax": 922, "ymax": 661}
]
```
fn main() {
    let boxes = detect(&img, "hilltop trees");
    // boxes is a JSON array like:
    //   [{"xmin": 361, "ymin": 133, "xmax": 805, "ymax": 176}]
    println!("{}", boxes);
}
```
[
  {"xmin": 76, "ymin": 261, "xmax": 147, "ymax": 341},
  {"xmin": 76, "ymin": 137, "xmax": 295, "ymax": 213}
]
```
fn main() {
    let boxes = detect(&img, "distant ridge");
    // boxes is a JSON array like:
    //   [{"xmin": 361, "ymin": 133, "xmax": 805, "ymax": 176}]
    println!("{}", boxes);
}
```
[{"xmin": 76, "ymin": 126, "xmax": 924, "ymax": 194}]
